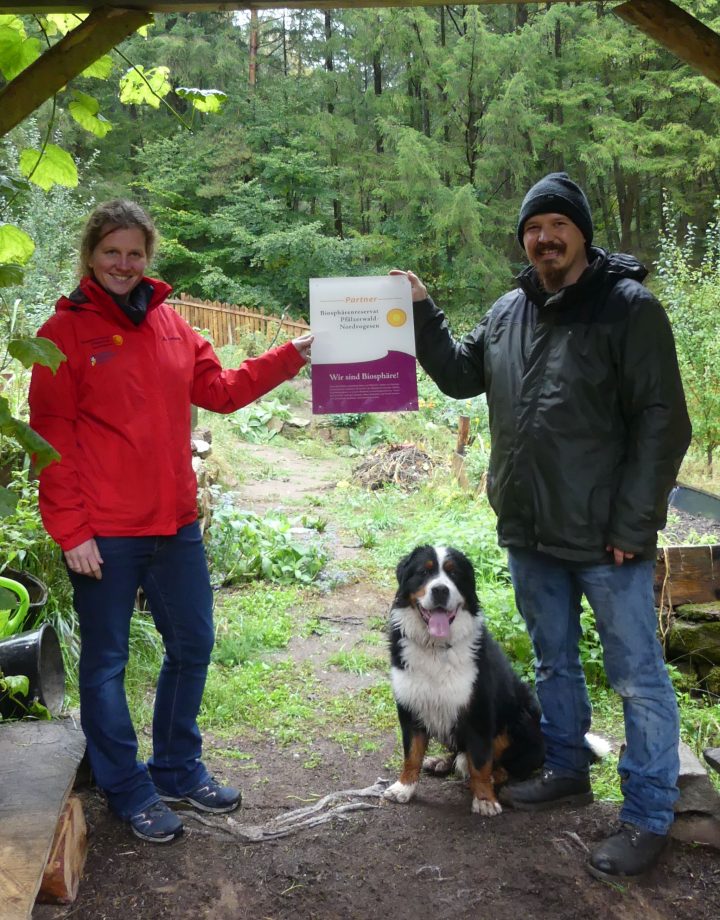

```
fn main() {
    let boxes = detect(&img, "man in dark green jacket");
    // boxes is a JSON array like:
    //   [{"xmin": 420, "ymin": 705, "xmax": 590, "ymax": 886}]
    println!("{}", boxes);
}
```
[{"xmin": 393, "ymin": 172, "xmax": 691, "ymax": 882}]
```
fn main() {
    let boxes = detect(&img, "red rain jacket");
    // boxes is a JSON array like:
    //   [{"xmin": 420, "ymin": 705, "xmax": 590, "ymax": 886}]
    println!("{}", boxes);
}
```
[{"xmin": 29, "ymin": 276, "xmax": 305, "ymax": 551}]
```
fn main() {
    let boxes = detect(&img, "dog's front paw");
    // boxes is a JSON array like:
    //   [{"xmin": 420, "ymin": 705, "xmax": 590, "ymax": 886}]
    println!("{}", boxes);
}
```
[
  {"xmin": 472, "ymin": 796, "xmax": 502, "ymax": 817},
  {"xmin": 383, "ymin": 781, "xmax": 417, "ymax": 804}
]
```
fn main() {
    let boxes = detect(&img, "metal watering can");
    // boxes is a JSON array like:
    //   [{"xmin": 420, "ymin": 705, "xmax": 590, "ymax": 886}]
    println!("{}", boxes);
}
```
[{"xmin": 0, "ymin": 575, "xmax": 30, "ymax": 639}]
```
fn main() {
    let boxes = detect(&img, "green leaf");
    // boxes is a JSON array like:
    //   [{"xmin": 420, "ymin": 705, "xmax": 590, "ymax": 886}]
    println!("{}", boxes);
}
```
[
  {"xmin": 0, "ymin": 224, "xmax": 34, "ymax": 266},
  {"xmin": 176, "ymin": 86, "xmax": 227, "ymax": 114},
  {"xmin": 0, "ymin": 395, "xmax": 60, "ymax": 473},
  {"xmin": 119, "ymin": 65, "xmax": 171, "ymax": 109},
  {"xmin": 46, "ymin": 13, "xmax": 86, "ymax": 35},
  {"xmin": 19, "ymin": 144, "xmax": 78, "ymax": 192},
  {"xmin": 0, "ymin": 263, "xmax": 23, "ymax": 287},
  {"xmin": 0, "ymin": 486, "xmax": 19, "ymax": 518},
  {"xmin": 1, "ymin": 674, "xmax": 29, "ymax": 696},
  {"xmin": 0, "ymin": 586, "xmax": 19, "ymax": 609},
  {"xmin": 8, "ymin": 336, "xmax": 66, "ymax": 372},
  {"xmin": 69, "ymin": 91, "xmax": 112, "ymax": 138},
  {"xmin": 81, "ymin": 53, "xmax": 112, "ymax": 79},
  {"xmin": 0, "ymin": 174, "xmax": 29, "ymax": 199},
  {"xmin": 0, "ymin": 24, "xmax": 40, "ymax": 80}
]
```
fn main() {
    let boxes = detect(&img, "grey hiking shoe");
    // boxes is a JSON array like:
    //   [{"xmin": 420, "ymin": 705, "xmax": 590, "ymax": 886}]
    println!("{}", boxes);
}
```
[
  {"xmin": 158, "ymin": 777, "xmax": 241, "ymax": 814},
  {"xmin": 129, "ymin": 800, "xmax": 184, "ymax": 843}
]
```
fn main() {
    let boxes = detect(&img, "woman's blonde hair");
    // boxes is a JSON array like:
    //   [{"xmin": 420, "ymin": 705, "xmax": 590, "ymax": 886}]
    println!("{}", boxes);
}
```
[{"xmin": 79, "ymin": 199, "xmax": 158, "ymax": 278}]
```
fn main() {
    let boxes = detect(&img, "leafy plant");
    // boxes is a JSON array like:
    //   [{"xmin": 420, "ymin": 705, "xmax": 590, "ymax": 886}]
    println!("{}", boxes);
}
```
[
  {"xmin": 205, "ymin": 494, "xmax": 327, "ymax": 586},
  {"xmin": 229, "ymin": 399, "xmax": 290, "ymax": 444},
  {"xmin": 0, "ymin": 670, "xmax": 51, "ymax": 721}
]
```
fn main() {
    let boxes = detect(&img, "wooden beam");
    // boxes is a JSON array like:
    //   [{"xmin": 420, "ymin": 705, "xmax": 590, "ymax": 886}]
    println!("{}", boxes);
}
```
[
  {"xmin": 1, "ymin": 1, "xmax": 594, "ymax": 14},
  {"xmin": 615, "ymin": 0, "xmax": 720, "ymax": 89},
  {"xmin": 0, "ymin": 6, "xmax": 152, "ymax": 138}
]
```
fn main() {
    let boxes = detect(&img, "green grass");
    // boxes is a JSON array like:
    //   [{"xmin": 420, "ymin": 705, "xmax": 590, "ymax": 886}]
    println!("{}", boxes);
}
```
[{"xmin": 326, "ymin": 649, "xmax": 386, "ymax": 676}]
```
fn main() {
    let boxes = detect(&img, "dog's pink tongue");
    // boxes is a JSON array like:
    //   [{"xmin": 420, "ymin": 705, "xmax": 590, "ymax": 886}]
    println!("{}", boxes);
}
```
[{"xmin": 428, "ymin": 610, "xmax": 452, "ymax": 638}]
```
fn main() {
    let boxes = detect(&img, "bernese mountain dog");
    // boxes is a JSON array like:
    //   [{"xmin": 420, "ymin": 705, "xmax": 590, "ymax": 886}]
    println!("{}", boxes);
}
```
[{"xmin": 384, "ymin": 544, "xmax": 545, "ymax": 816}]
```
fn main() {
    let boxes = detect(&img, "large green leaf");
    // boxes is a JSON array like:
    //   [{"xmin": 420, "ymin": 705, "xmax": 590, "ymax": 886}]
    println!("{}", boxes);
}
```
[
  {"xmin": 0, "ymin": 486, "xmax": 19, "ymax": 518},
  {"xmin": 19, "ymin": 144, "xmax": 78, "ymax": 192},
  {"xmin": 0, "ymin": 224, "xmax": 34, "ymax": 265},
  {"xmin": 69, "ymin": 91, "xmax": 112, "ymax": 138},
  {"xmin": 45, "ymin": 12, "xmax": 87, "ymax": 36},
  {"xmin": 119, "ymin": 65, "xmax": 171, "ymax": 109},
  {"xmin": 0, "ymin": 401, "xmax": 60, "ymax": 474},
  {"xmin": 81, "ymin": 53, "xmax": 113, "ymax": 79},
  {"xmin": 0, "ymin": 24, "xmax": 40, "ymax": 80},
  {"xmin": 0, "ymin": 263, "xmax": 23, "ymax": 287},
  {"xmin": 8, "ymin": 336, "xmax": 66, "ymax": 372},
  {"xmin": 176, "ymin": 87, "xmax": 228, "ymax": 114}
]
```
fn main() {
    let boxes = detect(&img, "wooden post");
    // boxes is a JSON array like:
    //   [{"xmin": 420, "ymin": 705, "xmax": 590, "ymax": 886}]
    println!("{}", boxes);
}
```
[
  {"xmin": 615, "ymin": 0, "xmax": 720, "ymax": 89},
  {"xmin": 36, "ymin": 795, "xmax": 87, "ymax": 906},
  {"xmin": 452, "ymin": 415, "xmax": 471, "ymax": 490}
]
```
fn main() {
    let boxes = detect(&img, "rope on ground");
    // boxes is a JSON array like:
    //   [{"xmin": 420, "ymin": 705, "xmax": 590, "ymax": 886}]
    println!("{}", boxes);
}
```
[{"xmin": 183, "ymin": 777, "xmax": 392, "ymax": 842}]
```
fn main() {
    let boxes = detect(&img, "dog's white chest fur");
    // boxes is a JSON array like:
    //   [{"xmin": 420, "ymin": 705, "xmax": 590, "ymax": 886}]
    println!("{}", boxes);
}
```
[{"xmin": 390, "ymin": 613, "xmax": 482, "ymax": 746}]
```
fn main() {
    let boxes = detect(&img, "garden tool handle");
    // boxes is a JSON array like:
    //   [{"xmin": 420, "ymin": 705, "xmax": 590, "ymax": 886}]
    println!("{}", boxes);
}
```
[{"xmin": 0, "ymin": 576, "xmax": 31, "ymax": 635}]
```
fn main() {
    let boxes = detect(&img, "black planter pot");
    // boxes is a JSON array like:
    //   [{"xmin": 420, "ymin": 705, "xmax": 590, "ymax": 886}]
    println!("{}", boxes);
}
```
[{"xmin": 0, "ymin": 624, "xmax": 65, "ymax": 718}]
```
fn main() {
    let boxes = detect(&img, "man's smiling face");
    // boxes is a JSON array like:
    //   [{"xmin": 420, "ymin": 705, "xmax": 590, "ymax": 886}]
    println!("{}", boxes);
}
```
[{"xmin": 522, "ymin": 212, "xmax": 589, "ymax": 292}]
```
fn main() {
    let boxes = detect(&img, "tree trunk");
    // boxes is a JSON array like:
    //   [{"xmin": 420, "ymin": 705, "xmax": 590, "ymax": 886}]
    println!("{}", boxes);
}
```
[
  {"xmin": 325, "ymin": 13, "xmax": 343, "ymax": 239},
  {"xmin": 248, "ymin": 10, "xmax": 258, "ymax": 89}
]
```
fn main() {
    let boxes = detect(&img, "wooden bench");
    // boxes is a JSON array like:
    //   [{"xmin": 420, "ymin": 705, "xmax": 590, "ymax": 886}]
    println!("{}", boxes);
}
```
[{"xmin": 0, "ymin": 717, "xmax": 86, "ymax": 919}]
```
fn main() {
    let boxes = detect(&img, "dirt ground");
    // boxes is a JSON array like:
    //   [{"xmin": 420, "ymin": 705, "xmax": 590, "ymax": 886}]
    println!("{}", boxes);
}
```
[{"xmin": 34, "ymin": 409, "xmax": 720, "ymax": 920}]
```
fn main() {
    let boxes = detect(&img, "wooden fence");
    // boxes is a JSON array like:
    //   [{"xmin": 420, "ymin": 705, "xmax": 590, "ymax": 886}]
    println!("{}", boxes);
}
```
[{"xmin": 168, "ymin": 294, "xmax": 310, "ymax": 348}]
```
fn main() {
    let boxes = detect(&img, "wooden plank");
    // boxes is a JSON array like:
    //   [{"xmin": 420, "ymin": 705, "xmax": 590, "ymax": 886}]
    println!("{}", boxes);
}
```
[
  {"xmin": 0, "ymin": 718, "xmax": 86, "ymax": 920},
  {"xmin": 0, "ymin": 2, "xmax": 594, "ymax": 13},
  {"xmin": 655, "ymin": 544, "xmax": 720, "ymax": 607},
  {"xmin": 615, "ymin": 0, "xmax": 720, "ymax": 89}
]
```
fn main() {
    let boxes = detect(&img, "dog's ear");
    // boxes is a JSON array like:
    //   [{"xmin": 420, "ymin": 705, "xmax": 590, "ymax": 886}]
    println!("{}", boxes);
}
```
[{"xmin": 395, "ymin": 551, "xmax": 415, "ymax": 586}]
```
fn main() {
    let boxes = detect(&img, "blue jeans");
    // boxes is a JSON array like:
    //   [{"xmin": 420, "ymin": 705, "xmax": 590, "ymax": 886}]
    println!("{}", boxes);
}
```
[
  {"xmin": 70, "ymin": 521, "xmax": 214, "ymax": 819},
  {"xmin": 507, "ymin": 547, "xmax": 679, "ymax": 835}
]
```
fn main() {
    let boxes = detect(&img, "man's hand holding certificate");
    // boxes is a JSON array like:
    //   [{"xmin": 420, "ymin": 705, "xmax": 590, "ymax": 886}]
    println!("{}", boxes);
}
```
[{"xmin": 309, "ymin": 275, "xmax": 418, "ymax": 415}]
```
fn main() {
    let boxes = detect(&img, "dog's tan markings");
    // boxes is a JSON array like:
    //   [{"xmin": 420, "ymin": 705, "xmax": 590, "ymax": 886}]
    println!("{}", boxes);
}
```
[
  {"xmin": 491, "ymin": 733, "xmax": 511, "ymax": 786},
  {"xmin": 410, "ymin": 586, "xmax": 428, "ymax": 604},
  {"xmin": 467, "ymin": 755, "xmax": 502, "ymax": 816},
  {"xmin": 400, "ymin": 733, "xmax": 428, "ymax": 786}
]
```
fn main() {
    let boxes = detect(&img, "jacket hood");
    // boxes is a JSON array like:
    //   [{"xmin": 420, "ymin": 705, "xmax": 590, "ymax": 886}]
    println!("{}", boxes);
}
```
[
  {"xmin": 55, "ymin": 276, "xmax": 172, "ymax": 321},
  {"xmin": 517, "ymin": 247, "xmax": 648, "ymax": 308}
]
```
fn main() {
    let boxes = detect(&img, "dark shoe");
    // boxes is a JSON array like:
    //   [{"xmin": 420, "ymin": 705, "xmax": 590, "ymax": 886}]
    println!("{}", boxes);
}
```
[
  {"xmin": 129, "ymin": 800, "xmax": 184, "ymax": 843},
  {"xmin": 588, "ymin": 823, "xmax": 667, "ymax": 881},
  {"xmin": 159, "ymin": 777, "xmax": 242, "ymax": 814},
  {"xmin": 498, "ymin": 768, "xmax": 593, "ymax": 811}
]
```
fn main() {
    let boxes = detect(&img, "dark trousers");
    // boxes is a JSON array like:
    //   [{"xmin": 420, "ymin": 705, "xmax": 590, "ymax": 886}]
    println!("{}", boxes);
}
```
[{"xmin": 70, "ymin": 521, "xmax": 214, "ymax": 819}]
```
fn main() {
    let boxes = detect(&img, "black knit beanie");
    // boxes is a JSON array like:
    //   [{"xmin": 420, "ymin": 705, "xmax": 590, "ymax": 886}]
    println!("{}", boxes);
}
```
[{"xmin": 517, "ymin": 172, "xmax": 593, "ymax": 249}]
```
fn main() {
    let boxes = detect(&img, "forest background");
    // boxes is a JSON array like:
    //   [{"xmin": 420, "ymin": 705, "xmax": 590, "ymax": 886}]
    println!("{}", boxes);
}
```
[{"xmin": 1, "ymin": 0, "xmax": 720, "ymax": 473}]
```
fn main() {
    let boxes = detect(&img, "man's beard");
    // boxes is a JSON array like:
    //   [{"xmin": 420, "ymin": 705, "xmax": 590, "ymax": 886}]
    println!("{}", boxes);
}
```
[{"xmin": 534, "ymin": 246, "xmax": 568, "ymax": 292}]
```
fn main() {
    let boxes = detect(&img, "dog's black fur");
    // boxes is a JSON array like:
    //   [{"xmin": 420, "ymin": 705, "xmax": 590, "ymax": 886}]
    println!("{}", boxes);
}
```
[{"xmin": 384, "ymin": 545, "xmax": 545, "ymax": 815}]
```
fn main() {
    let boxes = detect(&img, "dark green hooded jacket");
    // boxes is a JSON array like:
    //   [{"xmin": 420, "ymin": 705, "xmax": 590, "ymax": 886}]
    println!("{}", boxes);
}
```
[{"xmin": 413, "ymin": 248, "xmax": 691, "ymax": 564}]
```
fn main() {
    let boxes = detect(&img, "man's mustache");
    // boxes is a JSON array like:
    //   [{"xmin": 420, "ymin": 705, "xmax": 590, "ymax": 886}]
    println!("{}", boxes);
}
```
[{"xmin": 535, "ymin": 243, "xmax": 567, "ymax": 255}]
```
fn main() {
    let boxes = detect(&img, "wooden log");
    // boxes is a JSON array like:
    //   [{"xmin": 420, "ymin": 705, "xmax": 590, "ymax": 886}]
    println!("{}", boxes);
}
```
[
  {"xmin": 655, "ymin": 544, "xmax": 720, "ymax": 606},
  {"xmin": 36, "ymin": 795, "xmax": 87, "ymax": 905}
]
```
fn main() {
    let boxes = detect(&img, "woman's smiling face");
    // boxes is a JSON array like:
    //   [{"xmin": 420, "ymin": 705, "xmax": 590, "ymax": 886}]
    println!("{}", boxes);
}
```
[{"xmin": 89, "ymin": 226, "xmax": 148, "ymax": 300}]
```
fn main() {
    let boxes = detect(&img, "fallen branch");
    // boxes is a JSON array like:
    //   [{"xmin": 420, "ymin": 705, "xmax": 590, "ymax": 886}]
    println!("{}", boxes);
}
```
[{"xmin": 183, "ymin": 777, "xmax": 392, "ymax": 842}]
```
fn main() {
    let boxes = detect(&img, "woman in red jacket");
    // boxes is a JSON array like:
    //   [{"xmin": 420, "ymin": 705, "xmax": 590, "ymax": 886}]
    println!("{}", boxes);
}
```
[{"xmin": 29, "ymin": 199, "xmax": 313, "ymax": 843}]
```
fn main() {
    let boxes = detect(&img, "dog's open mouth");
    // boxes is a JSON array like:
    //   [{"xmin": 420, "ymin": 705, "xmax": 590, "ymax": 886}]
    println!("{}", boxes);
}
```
[{"xmin": 418, "ymin": 605, "xmax": 458, "ymax": 639}]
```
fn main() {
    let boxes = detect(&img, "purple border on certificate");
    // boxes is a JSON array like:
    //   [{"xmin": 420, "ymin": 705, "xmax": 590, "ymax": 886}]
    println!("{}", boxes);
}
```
[{"xmin": 312, "ymin": 351, "xmax": 418, "ymax": 414}]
